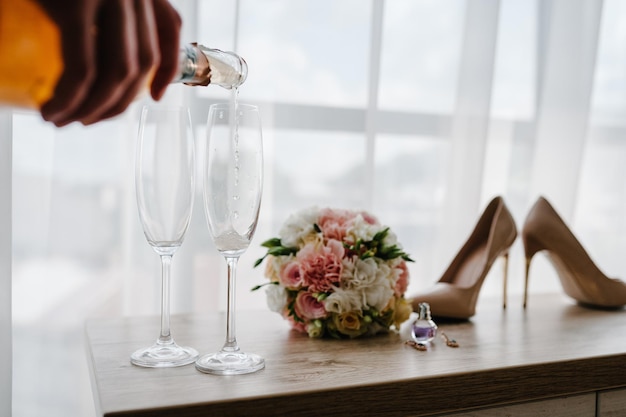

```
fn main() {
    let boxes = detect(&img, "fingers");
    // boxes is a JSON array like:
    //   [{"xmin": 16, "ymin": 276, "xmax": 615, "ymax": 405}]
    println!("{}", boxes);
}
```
[
  {"xmin": 64, "ymin": 0, "xmax": 141, "ymax": 125},
  {"xmin": 97, "ymin": 0, "xmax": 160, "ymax": 121},
  {"xmin": 150, "ymin": 0, "xmax": 182, "ymax": 100},
  {"xmin": 38, "ymin": 3, "xmax": 98, "ymax": 125},
  {"xmin": 38, "ymin": 0, "xmax": 178, "ymax": 127}
]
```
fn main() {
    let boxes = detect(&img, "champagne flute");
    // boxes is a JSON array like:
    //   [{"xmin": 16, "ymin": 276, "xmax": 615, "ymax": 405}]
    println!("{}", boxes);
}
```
[
  {"xmin": 195, "ymin": 102, "xmax": 265, "ymax": 375},
  {"xmin": 131, "ymin": 105, "xmax": 198, "ymax": 367}
]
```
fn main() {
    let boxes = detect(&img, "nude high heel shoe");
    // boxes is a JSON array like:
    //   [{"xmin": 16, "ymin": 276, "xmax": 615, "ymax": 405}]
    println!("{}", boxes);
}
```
[
  {"xmin": 522, "ymin": 196, "xmax": 626, "ymax": 309},
  {"xmin": 410, "ymin": 196, "xmax": 517, "ymax": 320}
]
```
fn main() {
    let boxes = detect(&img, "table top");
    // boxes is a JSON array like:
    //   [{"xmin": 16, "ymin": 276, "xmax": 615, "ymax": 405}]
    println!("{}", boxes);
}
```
[{"xmin": 85, "ymin": 293, "xmax": 626, "ymax": 417}]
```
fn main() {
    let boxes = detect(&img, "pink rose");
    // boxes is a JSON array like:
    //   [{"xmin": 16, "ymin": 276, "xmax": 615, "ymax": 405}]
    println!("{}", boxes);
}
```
[
  {"xmin": 297, "ymin": 240, "xmax": 344, "ymax": 293},
  {"xmin": 318, "ymin": 208, "xmax": 353, "ymax": 242},
  {"xmin": 279, "ymin": 261, "xmax": 304, "ymax": 289},
  {"xmin": 357, "ymin": 210, "xmax": 379, "ymax": 225},
  {"xmin": 294, "ymin": 291, "xmax": 328, "ymax": 320},
  {"xmin": 283, "ymin": 306, "xmax": 307, "ymax": 334},
  {"xmin": 286, "ymin": 314, "xmax": 307, "ymax": 334},
  {"xmin": 395, "ymin": 260, "xmax": 409, "ymax": 297}
]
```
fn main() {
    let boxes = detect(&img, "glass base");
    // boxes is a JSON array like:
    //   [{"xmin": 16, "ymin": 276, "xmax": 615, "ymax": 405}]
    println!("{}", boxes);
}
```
[
  {"xmin": 195, "ymin": 350, "xmax": 265, "ymax": 375},
  {"xmin": 130, "ymin": 342, "xmax": 199, "ymax": 368}
]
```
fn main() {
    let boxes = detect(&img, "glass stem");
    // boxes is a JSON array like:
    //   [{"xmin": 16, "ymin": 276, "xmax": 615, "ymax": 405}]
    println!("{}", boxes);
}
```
[
  {"xmin": 223, "ymin": 256, "xmax": 240, "ymax": 352},
  {"xmin": 158, "ymin": 254, "xmax": 173, "ymax": 345}
]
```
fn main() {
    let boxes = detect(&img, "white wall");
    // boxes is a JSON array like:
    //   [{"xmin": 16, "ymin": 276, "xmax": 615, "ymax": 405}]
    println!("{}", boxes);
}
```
[{"xmin": 0, "ymin": 111, "xmax": 12, "ymax": 416}]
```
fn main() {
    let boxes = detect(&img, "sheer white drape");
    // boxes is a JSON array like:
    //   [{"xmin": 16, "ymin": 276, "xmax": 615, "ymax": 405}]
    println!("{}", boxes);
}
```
[
  {"xmin": 439, "ymin": 0, "xmax": 501, "ymax": 257},
  {"xmin": 4, "ymin": 0, "xmax": 626, "ymax": 415},
  {"xmin": 529, "ymin": 0, "xmax": 602, "ymax": 216}
]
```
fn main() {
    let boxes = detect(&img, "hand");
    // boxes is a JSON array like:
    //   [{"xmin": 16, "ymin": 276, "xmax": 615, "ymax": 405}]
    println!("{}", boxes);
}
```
[{"xmin": 36, "ymin": 0, "xmax": 181, "ymax": 127}]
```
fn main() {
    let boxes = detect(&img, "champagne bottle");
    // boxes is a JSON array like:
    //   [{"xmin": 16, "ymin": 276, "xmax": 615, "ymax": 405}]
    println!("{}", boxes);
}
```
[{"xmin": 0, "ymin": 0, "xmax": 247, "ymax": 109}]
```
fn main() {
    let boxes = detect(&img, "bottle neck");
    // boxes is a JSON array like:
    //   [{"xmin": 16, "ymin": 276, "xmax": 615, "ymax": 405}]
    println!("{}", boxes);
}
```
[{"xmin": 176, "ymin": 44, "xmax": 248, "ymax": 90}]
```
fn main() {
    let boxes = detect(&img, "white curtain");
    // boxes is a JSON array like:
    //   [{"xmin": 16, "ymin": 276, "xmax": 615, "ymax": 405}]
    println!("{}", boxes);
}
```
[
  {"xmin": 5, "ymin": 0, "xmax": 626, "ymax": 415},
  {"xmin": 439, "ymin": 0, "xmax": 501, "ymax": 255},
  {"xmin": 529, "ymin": 0, "xmax": 602, "ymax": 215}
]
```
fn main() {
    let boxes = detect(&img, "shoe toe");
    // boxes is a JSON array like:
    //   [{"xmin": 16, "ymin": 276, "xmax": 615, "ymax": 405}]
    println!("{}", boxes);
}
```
[{"xmin": 411, "ymin": 283, "xmax": 476, "ymax": 320}]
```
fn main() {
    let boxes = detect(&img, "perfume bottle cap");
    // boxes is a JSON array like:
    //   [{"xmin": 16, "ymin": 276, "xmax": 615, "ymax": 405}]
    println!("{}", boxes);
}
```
[{"xmin": 417, "ymin": 302, "xmax": 432, "ymax": 320}]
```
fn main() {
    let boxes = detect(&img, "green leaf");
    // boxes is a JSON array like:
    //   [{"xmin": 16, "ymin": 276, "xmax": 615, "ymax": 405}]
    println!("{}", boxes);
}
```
[
  {"xmin": 267, "ymin": 246, "xmax": 298, "ymax": 256},
  {"xmin": 261, "ymin": 237, "xmax": 282, "ymax": 248},
  {"xmin": 372, "ymin": 227, "xmax": 390, "ymax": 242},
  {"xmin": 250, "ymin": 281, "xmax": 279, "ymax": 292},
  {"xmin": 315, "ymin": 293, "xmax": 329, "ymax": 302},
  {"xmin": 254, "ymin": 243, "xmax": 298, "ymax": 268}
]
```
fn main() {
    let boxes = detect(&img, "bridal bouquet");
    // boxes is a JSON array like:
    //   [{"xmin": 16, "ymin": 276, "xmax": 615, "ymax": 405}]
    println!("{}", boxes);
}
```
[{"xmin": 254, "ymin": 207, "xmax": 414, "ymax": 339}]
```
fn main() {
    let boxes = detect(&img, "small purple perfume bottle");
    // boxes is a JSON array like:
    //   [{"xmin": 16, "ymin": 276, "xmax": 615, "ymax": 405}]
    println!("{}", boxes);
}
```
[{"xmin": 412, "ymin": 302, "xmax": 438, "ymax": 343}]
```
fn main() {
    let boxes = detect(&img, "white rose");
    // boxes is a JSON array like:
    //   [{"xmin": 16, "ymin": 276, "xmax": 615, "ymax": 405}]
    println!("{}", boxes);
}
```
[
  {"xmin": 279, "ymin": 206, "xmax": 320, "ymax": 248},
  {"xmin": 343, "ymin": 257, "xmax": 378, "ymax": 289},
  {"xmin": 388, "ymin": 257, "xmax": 404, "ymax": 284},
  {"xmin": 383, "ymin": 229, "xmax": 398, "ymax": 246},
  {"xmin": 265, "ymin": 254, "xmax": 289, "ymax": 283},
  {"xmin": 363, "ymin": 260, "xmax": 394, "ymax": 311},
  {"xmin": 341, "ymin": 257, "xmax": 394, "ymax": 311},
  {"xmin": 363, "ymin": 281, "xmax": 394, "ymax": 312},
  {"xmin": 324, "ymin": 287, "xmax": 363, "ymax": 314},
  {"xmin": 346, "ymin": 214, "xmax": 378, "ymax": 242},
  {"xmin": 265, "ymin": 284, "xmax": 287, "ymax": 313}
]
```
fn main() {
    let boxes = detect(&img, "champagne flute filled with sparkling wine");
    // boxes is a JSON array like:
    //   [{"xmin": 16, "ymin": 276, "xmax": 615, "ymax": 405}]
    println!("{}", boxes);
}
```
[{"xmin": 196, "ymin": 102, "xmax": 265, "ymax": 375}]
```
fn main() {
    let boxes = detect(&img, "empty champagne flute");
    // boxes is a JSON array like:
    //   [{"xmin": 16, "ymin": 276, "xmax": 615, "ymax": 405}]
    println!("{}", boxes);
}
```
[
  {"xmin": 131, "ymin": 105, "xmax": 198, "ymax": 367},
  {"xmin": 195, "ymin": 102, "xmax": 265, "ymax": 375}
]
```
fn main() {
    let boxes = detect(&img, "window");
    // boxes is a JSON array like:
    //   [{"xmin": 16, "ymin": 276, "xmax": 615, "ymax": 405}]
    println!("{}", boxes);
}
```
[{"xmin": 7, "ymin": 1, "xmax": 626, "ymax": 415}]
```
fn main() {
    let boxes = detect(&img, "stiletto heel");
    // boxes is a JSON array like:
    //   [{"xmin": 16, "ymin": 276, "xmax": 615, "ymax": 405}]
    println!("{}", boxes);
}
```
[
  {"xmin": 522, "ymin": 196, "xmax": 626, "ymax": 309},
  {"xmin": 523, "ymin": 257, "xmax": 531, "ymax": 309},
  {"xmin": 502, "ymin": 252, "xmax": 509, "ymax": 310},
  {"xmin": 410, "ymin": 196, "xmax": 517, "ymax": 320},
  {"xmin": 522, "ymin": 230, "xmax": 542, "ymax": 308}
]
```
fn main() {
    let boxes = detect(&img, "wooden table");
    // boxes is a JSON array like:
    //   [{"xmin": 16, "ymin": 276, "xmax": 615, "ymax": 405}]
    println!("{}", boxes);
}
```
[{"xmin": 85, "ymin": 293, "xmax": 626, "ymax": 416}]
